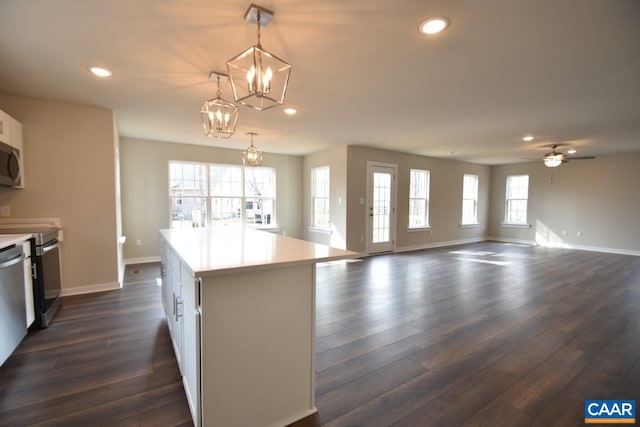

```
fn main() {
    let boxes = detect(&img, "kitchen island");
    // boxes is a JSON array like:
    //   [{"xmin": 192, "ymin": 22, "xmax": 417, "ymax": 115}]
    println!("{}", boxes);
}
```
[{"xmin": 159, "ymin": 227, "xmax": 357, "ymax": 427}]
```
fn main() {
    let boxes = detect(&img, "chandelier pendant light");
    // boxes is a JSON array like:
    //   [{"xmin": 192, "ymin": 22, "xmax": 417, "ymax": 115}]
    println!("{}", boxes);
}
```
[
  {"xmin": 200, "ymin": 72, "xmax": 239, "ymax": 139},
  {"xmin": 226, "ymin": 4, "xmax": 291, "ymax": 111},
  {"xmin": 243, "ymin": 132, "xmax": 263, "ymax": 167}
]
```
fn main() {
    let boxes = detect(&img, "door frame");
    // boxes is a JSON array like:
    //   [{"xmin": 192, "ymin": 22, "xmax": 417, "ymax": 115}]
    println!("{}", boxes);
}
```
[{"xmin": 365, "ymin": 161, "xmax": 398, "ymax": 255}]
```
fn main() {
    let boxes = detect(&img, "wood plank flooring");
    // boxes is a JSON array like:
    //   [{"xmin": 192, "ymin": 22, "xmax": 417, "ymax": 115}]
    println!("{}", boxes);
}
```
[
  {"xmin": 0, "ymin": 263, "xmax": 192, "ymax": 427},
  {"xmin": 2, "ymin": 242, "xmax": 639, "ymax": 426}
]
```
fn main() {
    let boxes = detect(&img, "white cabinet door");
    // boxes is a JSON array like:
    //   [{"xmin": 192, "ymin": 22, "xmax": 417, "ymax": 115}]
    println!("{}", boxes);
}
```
[
  {"xmin": 171, "ymin": 256, "xmax": 183, "ymax": 374},
  {"xmin": 182, "ymin": 289, "xmax": 201, "ymax": 427},
  {"xmin": 160, "ymin": 241, "xmax": 172, "ymax": 318},
  {"xmin": 22, "ymin": 241, "xmax": 34, "ymax": 327},
  {"xmin": 0, "ymin": 109, "xmax": 10, "ymax": 144}
]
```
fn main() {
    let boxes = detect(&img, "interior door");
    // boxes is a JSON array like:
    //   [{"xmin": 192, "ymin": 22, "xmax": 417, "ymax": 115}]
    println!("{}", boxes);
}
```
[{"xmin": 367, "ymin": 163, "xmax": 396, "ymax": 254}]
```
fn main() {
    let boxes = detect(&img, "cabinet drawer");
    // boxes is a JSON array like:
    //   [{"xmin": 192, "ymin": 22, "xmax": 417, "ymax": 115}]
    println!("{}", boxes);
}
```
[{"xmin": 181, "ymin": 263, "xmax": 200, "ymax": 307}]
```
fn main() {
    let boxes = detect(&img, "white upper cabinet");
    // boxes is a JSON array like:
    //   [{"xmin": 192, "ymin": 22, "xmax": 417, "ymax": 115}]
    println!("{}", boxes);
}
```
[
  {"xmin": 0, "ymin": 108, "xmax": 25, "ymax": 188},
  {"xmin": 0, "ymin": 109, "xmax": 11, "ymax": 145}
]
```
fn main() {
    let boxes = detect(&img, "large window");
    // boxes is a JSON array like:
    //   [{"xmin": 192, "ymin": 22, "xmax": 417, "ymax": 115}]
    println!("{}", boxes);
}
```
[
  {"xmin": 409, "ymin": 169, "xmax": 430, "ymax": 228},
  {"xmin": 505, "ymin": 175, "xmax": 529, "ymax": 224},
  {"xmin": 461, "ymin": 174, "xmax": 479, "ymax": 225},
  {"xmin": 311, "ymin": 166, "xmax": 330, "ymax": 229},
  {"xmin": 170, "ymin": 161, "xmax": 276, "ymax": 228}
]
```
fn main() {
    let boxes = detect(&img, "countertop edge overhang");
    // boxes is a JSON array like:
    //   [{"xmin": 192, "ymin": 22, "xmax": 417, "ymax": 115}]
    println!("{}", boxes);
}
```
[
  {"xmin": 0, "ymin": 234, "xmax": 34, "ymax": 249},
  {"xmin": 160, "ymin": 226, "xmax": 359, "ymax": 278}
]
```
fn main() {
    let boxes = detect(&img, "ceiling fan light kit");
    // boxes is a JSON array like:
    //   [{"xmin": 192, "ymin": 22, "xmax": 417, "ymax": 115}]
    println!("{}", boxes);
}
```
[
  {"xmin": 542, "ymin": 145, "xmax": 595, "ymax": 167},
  {"xmin": 226, "ymin": 4, "xmax": 292, "ymax": 111}
]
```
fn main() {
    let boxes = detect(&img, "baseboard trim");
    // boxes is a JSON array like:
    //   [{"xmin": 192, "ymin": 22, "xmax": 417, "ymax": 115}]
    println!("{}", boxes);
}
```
[
  {"xmin": 124, "ymin": 256, "xmax": 161, "ymax": 265},
  {"xmin": 394, "ymin": 237, "xmax": 486, "ymax": 253},
  {"xmin": 61, "ymin": 281, "xmax": 121, "ymax": 297},
  {"xmin": 487, "ymin": 237, "xmax": 640, "ymax": 256}
]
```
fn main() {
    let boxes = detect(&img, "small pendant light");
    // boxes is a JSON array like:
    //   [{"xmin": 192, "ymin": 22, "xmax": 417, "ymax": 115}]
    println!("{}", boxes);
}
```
[{"xmin": 242, "ymin": 132, "xmax": 263, "ymax": 167}]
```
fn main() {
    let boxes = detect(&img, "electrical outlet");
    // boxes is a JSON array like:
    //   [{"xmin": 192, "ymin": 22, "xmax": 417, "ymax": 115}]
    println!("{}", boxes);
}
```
[
  {"xmin": 135, "ymin": 239, "xmax": 142, "ymax": 246},
  {"xmin": 562, "ymin": 230, "xmax": 568, "ymax": 236},
  {"xmin": 577, "ymin": 231, "xmax": 583, "ymax": 238},
  {"xmin": 360, "ymin": 235, "xmax": 364, "ymax": 242},
  {"xmin": 0, "ymin": 205, "xmax": 10, "ymax": 217}
]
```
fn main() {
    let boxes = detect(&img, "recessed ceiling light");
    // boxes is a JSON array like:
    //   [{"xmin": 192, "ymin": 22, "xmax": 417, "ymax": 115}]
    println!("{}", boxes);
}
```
[
  {"xmin": 567, "ymin": 149, "xmax": 577, "ymax": 154},
  {"xmin": 284, "ymin": 108, "xmax": 298, "ymax": 115},
  {"xmin": 419, "ymin": 17, "xmax": 450, "ymax": 35},
  {"xmin": 522, "ymin": 135, "xmax": 534, "ymax": 142},
  {"xmin": 89, "ymin": 67, "xmax": 113, "ymax": 77}
]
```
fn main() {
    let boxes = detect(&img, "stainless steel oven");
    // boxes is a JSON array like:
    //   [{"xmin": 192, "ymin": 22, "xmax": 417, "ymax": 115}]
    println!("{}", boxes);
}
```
[{"xmin": 33, "ymin": 230, "xmax": 62, "ymax": 328}]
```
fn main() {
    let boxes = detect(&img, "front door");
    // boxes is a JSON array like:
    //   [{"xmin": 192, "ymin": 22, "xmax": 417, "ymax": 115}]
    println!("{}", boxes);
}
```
[{"xmin": 366, "ymin": 163, "xmax": 396, "ymax": 254}]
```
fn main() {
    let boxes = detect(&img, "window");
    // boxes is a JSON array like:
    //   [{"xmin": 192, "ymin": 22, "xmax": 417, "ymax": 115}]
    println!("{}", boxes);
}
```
[
  {"xmin": 408, "ymin": 169, "xmax": 430, "ymax": 228},
  {"xmin": 461, "ymin": 174, "xmax": 479, "ymax": 225},
  {"xmin": 311, "ymin": 166, "xmax": 330, "ymax": 229},
  {"xmin": 505, "ymin": 175, "xmax": 529, "ymax": 224},
  {"xmin": 170, "ymin": 162, "xmax": 208, "ymax": 228},
  {"xmin": 169, "ymin": 161, "xmax": 276, "ymax": 228}
]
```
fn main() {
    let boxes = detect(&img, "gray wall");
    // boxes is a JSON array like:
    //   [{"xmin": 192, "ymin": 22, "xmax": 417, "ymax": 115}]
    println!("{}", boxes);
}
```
[
  {"xmin": 489, "ymin": 152, "xmax": 640, "ymax": 254},
  {"xmin": 344, "ymin": 146, "xmax": 491, "ymax": 253},
  {"xmin": 120, "ymin": 137, "xmax": 303, "ymax": 261},
  {"xmin": 0, "ymin": 94, "xmax": 120, "ymax": 293}
]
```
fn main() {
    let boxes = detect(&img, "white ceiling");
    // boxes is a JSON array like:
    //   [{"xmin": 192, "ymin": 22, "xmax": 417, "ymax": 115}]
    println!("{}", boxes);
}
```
[{"xmin": 1, "ymin": 0, "xmax": 639, "ymax": 164}]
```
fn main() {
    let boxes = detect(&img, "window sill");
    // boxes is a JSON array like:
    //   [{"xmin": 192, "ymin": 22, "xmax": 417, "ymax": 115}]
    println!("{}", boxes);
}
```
[
  {"xmin": 307, "ymin": 226, "xmax": 332, "ymax": 235},
  {"xmin": 407, "ymin": 226, "xmax": 432, "ymax": 232},
  {"xmin": 501, "ymin": 223, "xmax": 531, "ymax": 229},
  {"xmin": 460, "ymin": 223, "xmax": 479, "ymax": 228}
]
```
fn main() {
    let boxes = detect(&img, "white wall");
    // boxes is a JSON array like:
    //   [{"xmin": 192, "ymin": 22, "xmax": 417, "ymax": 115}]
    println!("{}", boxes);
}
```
[
  {"xmin": 120, "ymin": 137, "xmax": 303, "ymax": 262},
  {"xmin": 0, "ymin": 94, "xmax": 120, "ymax": 293},
  {"xmin": 489, "ymin": 152, "xmax": 640, "ymax": 255}
]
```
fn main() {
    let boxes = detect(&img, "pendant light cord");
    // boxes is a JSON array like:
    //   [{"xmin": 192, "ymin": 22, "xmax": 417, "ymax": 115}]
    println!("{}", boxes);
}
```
[{"xmin": 256, "ymin": 10, "xmax": 262, "ymax": 48}]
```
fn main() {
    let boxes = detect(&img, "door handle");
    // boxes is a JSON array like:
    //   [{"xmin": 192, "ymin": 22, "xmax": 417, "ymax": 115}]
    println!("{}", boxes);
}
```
[{"xmin": 175, "ymin": 298, "xmax": 183, "ymax": 321}]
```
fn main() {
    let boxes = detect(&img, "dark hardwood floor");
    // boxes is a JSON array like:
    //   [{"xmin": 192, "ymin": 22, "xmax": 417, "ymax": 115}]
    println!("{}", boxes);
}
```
[
  {"xmin": 2, "ymin": 242, "xmax": 639, "ymax": 426},
  {"xmin": 0, "ymin": 263, "xmax": 192, "ymax": 427}
]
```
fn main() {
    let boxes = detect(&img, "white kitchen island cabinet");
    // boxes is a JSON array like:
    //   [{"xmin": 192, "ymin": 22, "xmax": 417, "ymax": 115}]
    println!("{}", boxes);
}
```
[{"xmin": 159, "ymin": 227, "xmax": 357, "ymax": 427}]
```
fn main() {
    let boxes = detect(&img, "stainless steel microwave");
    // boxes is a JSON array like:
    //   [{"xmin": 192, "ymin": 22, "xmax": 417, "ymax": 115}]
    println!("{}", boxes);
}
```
[{"xmin": 0, "ymin": 140, "xmax": 22, "ymax": 187}]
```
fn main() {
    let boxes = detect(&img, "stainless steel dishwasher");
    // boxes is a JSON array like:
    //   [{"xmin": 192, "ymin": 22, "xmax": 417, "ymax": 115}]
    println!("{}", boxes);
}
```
[{"xmin": 0, "ymin": 244, "xmax": 26, "ymax": 366}]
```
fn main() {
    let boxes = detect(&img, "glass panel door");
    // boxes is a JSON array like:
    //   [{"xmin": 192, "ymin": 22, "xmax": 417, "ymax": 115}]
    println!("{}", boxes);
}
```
[{"xmin": 367, "ymin": 164, "xmax": 396, "ymax": 253}]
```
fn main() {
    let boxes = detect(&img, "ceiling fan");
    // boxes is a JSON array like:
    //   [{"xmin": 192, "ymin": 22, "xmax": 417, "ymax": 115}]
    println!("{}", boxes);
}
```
[{"xmin": 542, "ymin": 145, "xmax": 595, "ymax": 168}]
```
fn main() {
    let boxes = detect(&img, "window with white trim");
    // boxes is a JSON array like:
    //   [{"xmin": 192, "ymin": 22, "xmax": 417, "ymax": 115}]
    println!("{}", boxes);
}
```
[
  {"xmin": 505, "ymin": 175, "xmax": 529, "ymax": 224},
  {"xmin": 311, "ymin": 166, "xmax": 330, "ymax": 229},
  {"xmin": 461, "ymin": 174, "xmax": 479, "ymax": 225},
  {"xmin": 169, "ymin": 161, "xmax": 276, "ymax": 228},
  {"xmin": 408, "ymin": 169, "xmax": 430, "ymax": 228}
]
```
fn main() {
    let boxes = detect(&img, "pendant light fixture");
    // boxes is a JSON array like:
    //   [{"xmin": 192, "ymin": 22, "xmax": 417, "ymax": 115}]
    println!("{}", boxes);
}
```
[
  {"xmin": 226, "ymin": 4, "xmax": 291, "ymax": 111},
  {"xmin": 200, "ymin": 72, "xmax": 239, "ymax": 139},
  {"xmin": 243, "ymin": 132, "xmax": 263, "ymax": 167}
]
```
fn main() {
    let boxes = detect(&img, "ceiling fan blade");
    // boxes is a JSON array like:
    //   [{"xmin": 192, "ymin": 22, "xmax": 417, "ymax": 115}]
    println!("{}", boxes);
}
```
[{"xmin": 567, "ymin": 156, "xmax": 596, "ymax": 160}]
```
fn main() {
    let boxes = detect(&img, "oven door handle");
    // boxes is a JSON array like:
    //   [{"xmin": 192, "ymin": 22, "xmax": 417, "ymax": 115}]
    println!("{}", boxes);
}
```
[
  {"xmin": 38, "ymin": 241, "xmax": 60, "ymax": 255},
  {"xmin": 0, "ymin": 253, "xmax": 25, "ymax": 269}
]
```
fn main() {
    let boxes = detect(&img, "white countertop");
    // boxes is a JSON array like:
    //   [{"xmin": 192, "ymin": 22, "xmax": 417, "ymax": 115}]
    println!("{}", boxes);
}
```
[
  {"xmin": 160, "ymin": 226, "xmax": 358, "ymax": 277},
  {"xmin": 0, "ymin": 234, "xmax": 33, "ymax": 249}
]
